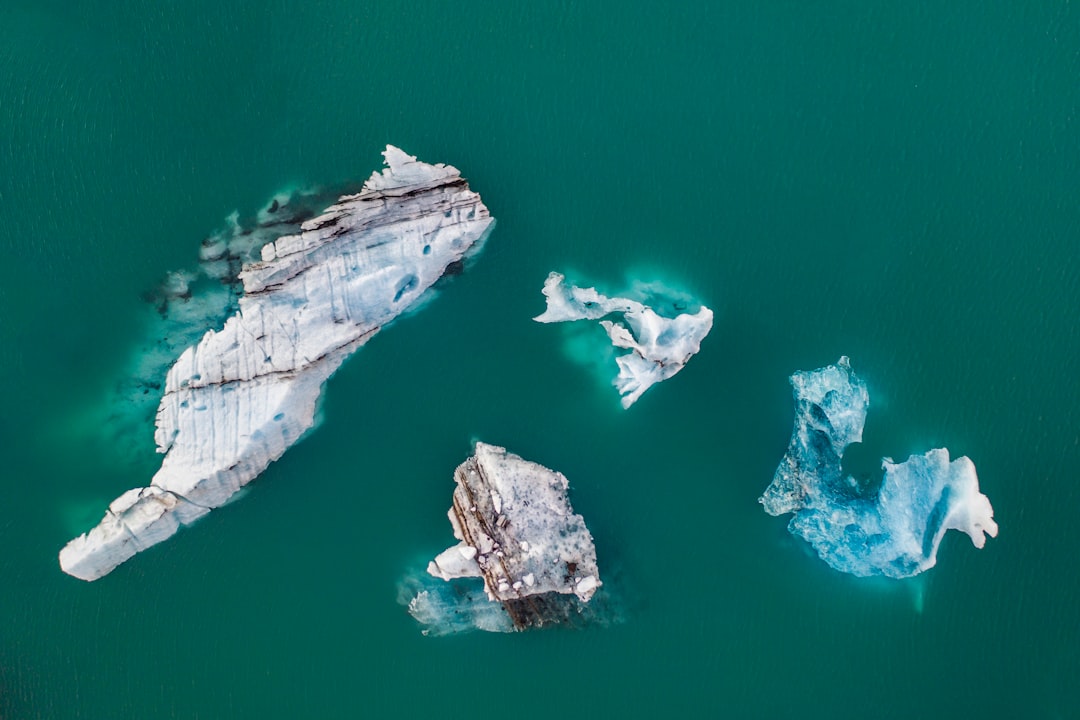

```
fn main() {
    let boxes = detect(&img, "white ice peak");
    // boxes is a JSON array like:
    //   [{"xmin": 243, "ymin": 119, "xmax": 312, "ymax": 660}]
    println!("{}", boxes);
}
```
[
  {"xmin": 60, "ymin": 147, "xmax": 493, "ymax": 581},
  {"xmin": 534, "ymin": 272, "xmax": 713, "ymax": 408}
]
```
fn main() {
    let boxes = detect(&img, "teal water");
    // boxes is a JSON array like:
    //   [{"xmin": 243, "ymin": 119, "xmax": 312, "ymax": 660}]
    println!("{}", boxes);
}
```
[{"xmin": 1, "ymin": 2, "xmax": 1078, "ymax": 718}]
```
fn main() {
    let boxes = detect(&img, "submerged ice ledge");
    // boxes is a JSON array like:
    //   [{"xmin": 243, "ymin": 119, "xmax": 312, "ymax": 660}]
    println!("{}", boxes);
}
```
[
  {"xmin": 60, "ymin": 147, "xmax": 493, "ymax": 581},
  {"xmin": 534, "ymin": 272, "xmax": 713, "ymax": 408},
  {"xmin": 760, "ymin": 356, "xmax": 998, "ymax": 578},
  {"xmin": 405, "ymin": 442, "xmax": 603, "ymax": 634},
  {"xmin": 99, "ymin": 188, "xmax": 327, "ymax": 462}
]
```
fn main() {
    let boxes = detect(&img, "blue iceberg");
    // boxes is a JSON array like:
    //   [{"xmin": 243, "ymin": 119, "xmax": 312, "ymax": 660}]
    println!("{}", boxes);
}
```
[{"xmin": 760, "ymin": 357, "xmax": 998, "ymax": 578}]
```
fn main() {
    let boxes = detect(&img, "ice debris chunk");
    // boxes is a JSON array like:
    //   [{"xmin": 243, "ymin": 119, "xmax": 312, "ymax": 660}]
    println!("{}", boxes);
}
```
[
  {"xmin": 533, "ymin": 272, "xmax": 713, "ymax": 408},
  {"xmin": 59, "ymin": 147, "xmax": 494, "ymax": 581},
  {"xmin": 406, "ymin": 442, "xmax": 602, "ymax": 634},
  {"xmin": 759, "ymin": 357, "xmax": 998, "ymax": 578}
]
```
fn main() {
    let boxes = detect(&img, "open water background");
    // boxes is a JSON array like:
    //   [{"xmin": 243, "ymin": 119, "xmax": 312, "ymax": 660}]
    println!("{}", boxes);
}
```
[{"xmin": 1, "ymin": 2, "xmax": 1078, "ymax": 718}]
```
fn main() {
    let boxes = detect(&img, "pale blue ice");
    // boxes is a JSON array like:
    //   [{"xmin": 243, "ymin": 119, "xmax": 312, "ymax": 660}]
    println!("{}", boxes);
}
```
[{"xmin": 760, "ymin": 357, "xmax": 998, "ymax": 578}]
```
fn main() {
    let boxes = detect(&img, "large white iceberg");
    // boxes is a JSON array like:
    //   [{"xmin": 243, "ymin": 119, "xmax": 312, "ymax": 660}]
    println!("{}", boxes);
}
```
[
  {"xmin": 60, "ymin": 147, "xmax": 494, "ymax": 581},
  {"xmin": 534, "ymin": 272, "xmax": 713, "ymax": 408},
  {"xmin": 405, "ymin": 442, "xmax": 603, "ymax": 634},
  {"xmin": 101, "ymin": 189, "xmax": 324, "ymax": 460},
  {"xmin": 759, "ymin": 356, "xmax": 998, "ymax": 578}
]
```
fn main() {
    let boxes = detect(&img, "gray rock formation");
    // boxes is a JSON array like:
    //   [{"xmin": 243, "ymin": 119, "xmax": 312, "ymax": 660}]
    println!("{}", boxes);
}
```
[{"xmin": 406, "ymin": 442, "xmax": 602, "ymax": 634}]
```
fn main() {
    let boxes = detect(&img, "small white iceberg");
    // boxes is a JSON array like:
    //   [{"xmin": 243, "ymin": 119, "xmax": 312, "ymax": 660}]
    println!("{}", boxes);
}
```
[{"xmin": 533, "ymin": 272, "xmax": 713, "ymax": 408}]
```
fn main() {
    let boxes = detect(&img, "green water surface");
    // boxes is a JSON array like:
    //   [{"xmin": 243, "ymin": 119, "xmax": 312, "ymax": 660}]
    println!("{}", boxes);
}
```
[{"xmin": 0, "ymin": 2, "xmax": 1077, "ymax": 718}]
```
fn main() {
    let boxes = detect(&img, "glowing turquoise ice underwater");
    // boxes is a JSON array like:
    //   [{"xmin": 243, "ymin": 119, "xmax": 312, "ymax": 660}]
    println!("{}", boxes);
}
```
[{"xmin": 1, "ymin": 2, "xmax": 1078, "ymax": 718}]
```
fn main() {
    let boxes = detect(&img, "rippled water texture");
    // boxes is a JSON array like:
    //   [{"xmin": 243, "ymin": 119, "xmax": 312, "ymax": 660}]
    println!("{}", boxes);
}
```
[{"xmin": 1, "ymin": 2, "xmax": 1077, "ymax": 718}]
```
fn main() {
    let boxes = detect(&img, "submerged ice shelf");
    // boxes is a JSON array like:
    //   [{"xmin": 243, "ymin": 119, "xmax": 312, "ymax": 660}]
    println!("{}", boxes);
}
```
[
  {"xmin": 534, "ymin": 272, "xmax": 713, "ymax": 408},
  {"xmin": 406, "ymin": 442, "xmax": 602, "ymax": 634},
  {"xmin": 101, "ymin": 188, "xmax": 326, "ymax": 458},
  {"xmin": 60, "ymin": 147, "xmax": 493, "ymax": 581},
  {"xmin": 760, "ymin": 357, "xmax": 998, "ymax": 578}
]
